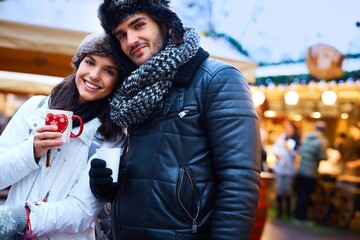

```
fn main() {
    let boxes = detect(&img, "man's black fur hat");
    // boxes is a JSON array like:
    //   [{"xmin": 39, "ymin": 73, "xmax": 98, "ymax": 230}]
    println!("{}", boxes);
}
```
[{"xmin": 98, "ymin": 0, "xmax": 185, "ymax": 45}]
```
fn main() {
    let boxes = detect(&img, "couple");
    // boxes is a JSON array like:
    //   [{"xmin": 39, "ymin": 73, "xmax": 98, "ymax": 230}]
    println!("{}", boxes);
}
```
[{"xmin": 0, "ymin": 1, "xmax": 261, "ymax": 239}]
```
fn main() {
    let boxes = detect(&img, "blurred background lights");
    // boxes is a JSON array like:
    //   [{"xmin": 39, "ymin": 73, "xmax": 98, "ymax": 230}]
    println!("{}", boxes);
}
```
[
  {"xmin": 252, "ymin": 91, "xmax": 266, "ymax": 106},
  {"xmin": 284, "ymin": 91, "xmax": 299, "ymax": 105},
  {"xmin": 321, "ymin": 90, "xmax": 337, "ymax": 105}
]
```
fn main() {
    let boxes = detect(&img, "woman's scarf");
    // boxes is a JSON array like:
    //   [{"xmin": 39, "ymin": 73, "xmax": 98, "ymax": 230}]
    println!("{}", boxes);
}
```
[
  {"xmin": 48, "ymin": 96, "xmax": 106, "ymax": 128},
  {"xmin": 71, "ymin": 100, "xmax": 105, "ymax": 127},
  {"xmin": 110, "ymin": 28, "xmax": 200, "ymax": 128}
]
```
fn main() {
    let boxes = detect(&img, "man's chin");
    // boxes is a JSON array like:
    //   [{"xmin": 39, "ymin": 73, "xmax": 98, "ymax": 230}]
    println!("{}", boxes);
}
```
[{"xmin": 132, "ymin": 56, "xmax": 150, "ymax": 66}]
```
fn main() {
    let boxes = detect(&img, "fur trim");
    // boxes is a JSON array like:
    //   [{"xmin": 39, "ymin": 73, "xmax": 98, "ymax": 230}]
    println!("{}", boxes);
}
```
[{"xmin": 98, "ymin": 0, "xmax": 185, "ymax": 45}]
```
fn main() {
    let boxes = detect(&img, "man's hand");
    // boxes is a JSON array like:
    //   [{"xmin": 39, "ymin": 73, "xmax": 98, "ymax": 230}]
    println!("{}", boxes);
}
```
[{"xmin": 89, "ymin": 158, "xmax": 117, "ymax": 199}]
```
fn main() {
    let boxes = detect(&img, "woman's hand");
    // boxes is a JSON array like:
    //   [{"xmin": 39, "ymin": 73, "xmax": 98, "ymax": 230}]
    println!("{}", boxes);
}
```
[{"xmin": 33, "ymin": 125, "xmax": 63, "ymax": 159}]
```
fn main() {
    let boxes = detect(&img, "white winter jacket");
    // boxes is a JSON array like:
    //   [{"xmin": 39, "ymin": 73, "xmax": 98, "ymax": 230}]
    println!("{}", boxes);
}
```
[{"xmin": 0, "ymin": 96, "xmax": 124, "ymax": 240}]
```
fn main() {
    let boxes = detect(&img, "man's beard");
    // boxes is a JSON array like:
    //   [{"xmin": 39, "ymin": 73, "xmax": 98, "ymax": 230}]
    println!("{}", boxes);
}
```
[{"xmin": 148, "ymin": 30, "xmax": 168, "ymax": 60}]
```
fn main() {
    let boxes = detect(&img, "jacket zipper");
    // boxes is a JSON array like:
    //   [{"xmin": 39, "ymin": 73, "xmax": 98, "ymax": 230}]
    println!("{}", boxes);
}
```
[
  {"xmin": 178, "ymin": 106, "xmax": 198, "ymax": 118},
  {"xmin": 177, "ymin": 168, "xmax": 200, "ymax": 233},
  {"xmin": 113, "ymin": 129, "xmax": 130, "ymax": 239}
]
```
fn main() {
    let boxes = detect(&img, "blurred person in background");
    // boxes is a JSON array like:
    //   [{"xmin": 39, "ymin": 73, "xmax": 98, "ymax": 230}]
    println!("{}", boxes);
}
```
[
  {"xmin": 341, "ymin": 122, "xmax": 360, "ymax": 176},
  {"xmin": 333, "ymin": 132, "xmax": 350, "ymax": 174},
  {"xmin": 272, "ymin": 121, "xmax": 301, "ymax": 219},
  {"xmin": 293, "ymin": 121, "xmax": 329, "ymax": 225},
  {"xmin": 335, "ymin": 132, "xmax": 348, "ymax": 158}
]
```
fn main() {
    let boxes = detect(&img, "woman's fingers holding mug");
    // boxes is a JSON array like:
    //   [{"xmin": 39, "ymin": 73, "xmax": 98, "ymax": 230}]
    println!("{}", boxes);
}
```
[
  {"xmin": 34, "ymin": 125, "xmax": 62, "ymax": 140},
  {"xmin": 33, "ymin": 126, "xmax": 63, "ymax": 158},
  {"xmin": 35, "ymin": 124, "xmax": 58, "ymax": 133}
]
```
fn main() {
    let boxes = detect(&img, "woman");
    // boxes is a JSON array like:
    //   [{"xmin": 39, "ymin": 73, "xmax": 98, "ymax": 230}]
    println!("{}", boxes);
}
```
[
  {"xmin": 273, "ymin": 121, "xmax": 301, "ymax": 219},
  {"xmin": 0, "ymin": 33, "xmax": 125, "ymax": 239}
]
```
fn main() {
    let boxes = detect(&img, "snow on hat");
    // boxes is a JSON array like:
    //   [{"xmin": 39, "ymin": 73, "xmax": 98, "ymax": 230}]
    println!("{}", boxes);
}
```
[
  {"xmin": 98, "ymin": 0, "xmax": 185, "ymax": 45},
  {"xmin": 72, "ymin": 32, "xmax": 117, "ymax": 69}
]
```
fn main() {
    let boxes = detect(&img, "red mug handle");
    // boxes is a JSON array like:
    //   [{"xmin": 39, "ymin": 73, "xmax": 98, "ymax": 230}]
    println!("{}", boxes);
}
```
[{"xmin": 70, "ymin": 115, "xmax": 83, "ymax": 138}]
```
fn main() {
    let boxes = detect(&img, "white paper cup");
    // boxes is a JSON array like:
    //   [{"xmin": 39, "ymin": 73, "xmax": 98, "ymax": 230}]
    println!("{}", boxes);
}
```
[{"xmin": 96, "ymin": 148, "xmax": 122, "ymax": 182}]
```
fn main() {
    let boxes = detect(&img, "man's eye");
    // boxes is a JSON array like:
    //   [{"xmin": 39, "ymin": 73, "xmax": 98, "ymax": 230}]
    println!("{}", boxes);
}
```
[
  {"xmin": 135, "ymin": 23, "xmax": 145, "ymax": 29},
  {"xmin": 118, "ymin": 33, "xmax": 126, "ymax": 40}
]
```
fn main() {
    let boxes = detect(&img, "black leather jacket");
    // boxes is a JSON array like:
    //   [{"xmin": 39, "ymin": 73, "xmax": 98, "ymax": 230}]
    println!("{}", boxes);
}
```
[{"xmin": 112, "ymin": 50, "xmax": 261, "ymax": 240}]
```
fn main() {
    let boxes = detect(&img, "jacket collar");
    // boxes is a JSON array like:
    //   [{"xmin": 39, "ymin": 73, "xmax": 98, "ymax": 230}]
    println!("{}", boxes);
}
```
[{"xmin": 172, "ymin": 47, "xmax": 209, "ymax": 87}]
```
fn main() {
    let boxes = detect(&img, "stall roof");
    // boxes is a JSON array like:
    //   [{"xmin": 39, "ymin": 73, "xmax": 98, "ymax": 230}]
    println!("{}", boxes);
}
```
[
  {"xmin": 255, "ymin": 58, "xmax": 360, "ymax": 78},
  {"xmin": 0, "ymin": 19, "xmax": 89, "ymax": 55},
  {"xmin": 200, "ymin": 36, "xmax": 257, "ymax": 83},
  {"xmin": 0, "ymin": 70, "xmax": 61, "ymax": 95},
  {"xmin": 0, "ymin": 19, "xmax": 257, "ymax": 95}
]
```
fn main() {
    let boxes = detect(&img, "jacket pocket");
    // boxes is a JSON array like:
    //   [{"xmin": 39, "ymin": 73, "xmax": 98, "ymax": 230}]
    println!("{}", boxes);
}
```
[
  {"xmin": 151, "ymin": 105, "xmax": 199, "ymax": 126},
  {"xmin": 177, "ymin": 167, "xmax": 200, "ymax": 233},
  {"xmin": 178, "ymin": 106, "xmax": 198, "ymax": 118}
]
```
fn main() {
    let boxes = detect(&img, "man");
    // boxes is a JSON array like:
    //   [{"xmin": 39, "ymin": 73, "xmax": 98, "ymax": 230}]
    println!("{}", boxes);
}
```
[
  {"xmin": 293, "ymin": 121, "xmax": 329, "ymax": 225},
  {"xmin": 89, "ymin": 0, "xmax": 261, "ymax": 239}
]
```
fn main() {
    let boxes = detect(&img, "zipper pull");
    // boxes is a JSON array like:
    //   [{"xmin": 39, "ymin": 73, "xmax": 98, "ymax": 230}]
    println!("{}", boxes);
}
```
[
  {"xmin": 192, "ymin": 220, "xmax": 197, "ymax": 233},
  {"xmin": 42, "ymin": 191, "xmax": 50, "ymax": 202},
  {"xmin": 178, "ymin": 109, "xmax": 189, "ymax": 118},
  {"xmin": 46, "ymin": 149, "xmax": 51, "ymax": 167}
]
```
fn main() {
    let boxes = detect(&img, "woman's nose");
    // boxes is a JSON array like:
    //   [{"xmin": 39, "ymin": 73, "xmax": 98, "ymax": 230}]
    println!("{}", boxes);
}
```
[{"xmin": 89, "ymin": 69, "xmax": 101, "ymax": 81}]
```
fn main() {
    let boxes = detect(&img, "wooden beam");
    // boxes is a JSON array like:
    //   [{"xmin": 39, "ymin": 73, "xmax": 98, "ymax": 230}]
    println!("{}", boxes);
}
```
[{"xmin": 0, "ymin": 47, "xmax": 74, "ymax": 77}]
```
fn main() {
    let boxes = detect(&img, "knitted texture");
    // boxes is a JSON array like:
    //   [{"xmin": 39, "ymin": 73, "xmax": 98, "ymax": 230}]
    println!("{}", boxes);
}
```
[
  {"xmin": 110, "ymin": 28, "xmax": 200, "ymax": 128},
  {"xmin": 0, "ymin": 205, "xmax": 27, "ymax": 239},
  {"xmin": 71, "ymin": 32, "xmax": 117, "ymax": 69}
]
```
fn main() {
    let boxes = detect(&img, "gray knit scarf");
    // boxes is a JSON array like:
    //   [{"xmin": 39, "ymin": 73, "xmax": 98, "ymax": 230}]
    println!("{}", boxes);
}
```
[{"xmin": 110, "ymin": 27, "xmax": 200, "ymax": 128}]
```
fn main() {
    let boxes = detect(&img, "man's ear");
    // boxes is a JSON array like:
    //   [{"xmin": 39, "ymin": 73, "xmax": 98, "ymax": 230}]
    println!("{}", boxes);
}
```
[
  {"xmin": 155, "ymin": 14, "xmax": 184, "ymax": 45},
  {"xmin": 160, "ymin": 23, "xmax": 169, "ymax": 39}
]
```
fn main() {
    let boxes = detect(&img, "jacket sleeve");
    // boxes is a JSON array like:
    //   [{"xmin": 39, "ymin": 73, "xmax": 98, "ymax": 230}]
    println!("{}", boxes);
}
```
[
  {"xmin": 26, "ymin": 162, "xmax": 105, "ymax": 236},
  {"xmin": 0, "ymin": 96, "xmax": 44, "ymax": 189},
  {"xmin": 203, "ymin": 63, "xmax": 261, "ymax": 240}
]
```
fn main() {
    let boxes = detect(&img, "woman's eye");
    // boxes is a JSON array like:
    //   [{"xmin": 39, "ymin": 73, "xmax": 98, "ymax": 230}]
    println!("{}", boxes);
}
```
[
  {"xmin": 85, "ymin": 60, "xmax": 95, "ymax": 66},
  {"xmin": 105, "ymin": 69, "xmax": 114, "ymax": 75}
]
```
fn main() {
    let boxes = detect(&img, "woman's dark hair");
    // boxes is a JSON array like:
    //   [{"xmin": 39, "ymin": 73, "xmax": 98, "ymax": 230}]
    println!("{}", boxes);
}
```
[
  {"xmin": 287, "ymin": 121, "xmax": 301, "ymax": 150},
  {"xmin": 50, "ymin": 72, "xmax": 79, "ymax": 108},
  {"xmin": 49, "ymin": 71, "xmax": 123, "ymax": 141}
]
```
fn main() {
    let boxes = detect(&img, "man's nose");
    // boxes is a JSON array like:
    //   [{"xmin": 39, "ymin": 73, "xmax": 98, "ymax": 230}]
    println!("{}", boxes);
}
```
[{"xmin": 126, "ymin": 31, "xmax": 140, "ymax": 47}]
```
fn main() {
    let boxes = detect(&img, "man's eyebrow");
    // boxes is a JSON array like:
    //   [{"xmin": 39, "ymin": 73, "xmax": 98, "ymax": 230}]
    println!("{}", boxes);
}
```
[
  {"xmin": 114, "ymin": 17, "xmax": 147, "ymax": 36},
  {"xmin": 128, "ymin": 17, "xmax": 146, "ymax": 27}
]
